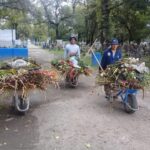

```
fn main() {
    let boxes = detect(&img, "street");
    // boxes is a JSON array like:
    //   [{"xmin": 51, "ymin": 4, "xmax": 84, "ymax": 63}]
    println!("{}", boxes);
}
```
[{"xmin": 0, "ymin": 45, "xmax": 150, "ymax": 150}]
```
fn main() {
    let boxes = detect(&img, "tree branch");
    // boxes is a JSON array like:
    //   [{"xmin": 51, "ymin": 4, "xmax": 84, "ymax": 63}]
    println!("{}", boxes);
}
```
[{"xmin": 60, "ymin": 15, "xmax": 72, "ymax": 22}]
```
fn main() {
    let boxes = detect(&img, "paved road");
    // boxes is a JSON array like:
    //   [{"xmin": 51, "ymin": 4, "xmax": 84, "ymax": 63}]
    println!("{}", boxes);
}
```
[{"xmin": 0, "ymin": 45, "xmax": 150, "ymax": 150}]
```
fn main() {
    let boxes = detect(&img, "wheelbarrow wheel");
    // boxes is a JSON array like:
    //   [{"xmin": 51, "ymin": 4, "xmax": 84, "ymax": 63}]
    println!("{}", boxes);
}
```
[
  {"xmin": 124, "ymin": 94, "xmax": 138, "ymax": 114},
  {"xmin": 70, "ymin": 76, "xmax": 79, "ymax": 88},
  {"xmin": 12, "ymin": 94, "xmax": 30, "ymax": 115},
  {"xmin": 65, "ymin": 75, "xmax": 79, "ymax": 88}
]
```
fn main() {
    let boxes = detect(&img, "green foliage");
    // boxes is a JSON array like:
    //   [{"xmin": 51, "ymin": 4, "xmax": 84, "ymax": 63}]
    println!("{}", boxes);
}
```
[
  {"xmin": 111, "ymin": 0, "xmax": 150, "ymax": 42},
  {"xmin": 74, "ymin": 6, "xmax": 87, "ymax": 40},
  {"xmin": 1, "ymin": 0, "xmax": 150, "ymax": 43},
  {"xmin": 0, "ymin": 9, "xmax": 32, "ymax": 39},
  {"xmin": 32, "ymin": 24, "xmax": 48, "ymax": 41}
]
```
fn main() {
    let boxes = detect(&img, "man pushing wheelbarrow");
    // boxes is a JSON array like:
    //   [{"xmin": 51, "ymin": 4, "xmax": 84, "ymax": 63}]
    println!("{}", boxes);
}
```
[
  {"xmin": 96, "ymin": 38, "xmax": 150, "ymax": 113},
  {"xmin": 100, "ymin": 39, "xmax": 122, "ymax": 100}
]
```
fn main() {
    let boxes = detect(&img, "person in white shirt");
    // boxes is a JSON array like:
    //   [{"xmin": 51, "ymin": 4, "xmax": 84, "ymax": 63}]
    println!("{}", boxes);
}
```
[{"xmin": 64, "ymin": 36, "xmax": 80, "ymax": 59}]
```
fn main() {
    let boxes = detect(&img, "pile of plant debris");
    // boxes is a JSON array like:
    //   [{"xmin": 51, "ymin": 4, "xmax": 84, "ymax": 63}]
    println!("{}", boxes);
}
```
[
  {"xmin": 0, "ymin": 59, "xmax": 60, "ymax": 97},
  {"xmin": 96, "ymin": 58, "xmax": 150, "ymax": 90},
  {"xmin": 51, "ymin": 59, "xmax": 92, "ymax": 76}
]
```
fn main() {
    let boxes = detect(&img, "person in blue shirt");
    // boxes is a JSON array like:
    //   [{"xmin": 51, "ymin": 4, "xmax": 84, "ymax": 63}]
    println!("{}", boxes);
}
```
[
  {"xmin": 101, "ymin": 38, "xmax": 122, "ymax": 99},
  {"xmin": 101, "ymin": 38, "xmax": 122, "ymax": 70}
]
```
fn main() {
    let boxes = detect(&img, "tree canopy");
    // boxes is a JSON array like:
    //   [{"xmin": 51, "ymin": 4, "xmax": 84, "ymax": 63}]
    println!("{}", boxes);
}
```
[{"xmin": 0, "ymin": 0, "xmax": 150, "ymax": 44}]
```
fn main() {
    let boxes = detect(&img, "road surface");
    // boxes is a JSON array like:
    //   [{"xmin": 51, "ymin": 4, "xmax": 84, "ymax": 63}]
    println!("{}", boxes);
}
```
[{"xmin": 0, "ymin": 45, "xmax": 150, "ymax": 150}]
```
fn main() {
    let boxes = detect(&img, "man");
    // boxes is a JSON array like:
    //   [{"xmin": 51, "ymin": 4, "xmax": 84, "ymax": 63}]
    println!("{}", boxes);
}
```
[
  {"xmin": 101, "ymin": 38, "xmax": 122, "ymax": 70},
  {"xmin": 101, "ymin": 38, "xmax": 122, "ymax": 99},
  {"xmin": 64, "ymin": 36, "xmax": 80, "ymax": 59}
]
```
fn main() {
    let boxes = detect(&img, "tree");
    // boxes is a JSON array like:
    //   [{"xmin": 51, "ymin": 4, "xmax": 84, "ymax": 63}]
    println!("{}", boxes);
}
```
[
  {"xmin": 111, "ymin": 0, "xmax": 150, "ymax": 43},
  {"xmin": 31, "ymin": 23, "xmax": 49, "ymax": 42},
  {"xmin": 0, "ymin": 9, "xmax": 32, "ymax": 39},
  {"xmin": 99, "ymin": 0, "xmax": 110, "ymax": 44},
  {"xmin": 81, "ymin": 0, "xmax": 98, "ymax": 44},
  {"xmin": 73, "ymin": 6, "xmax": 86, "ymax": 41},
  {"xmin": 0, "ymin": 0, "xmax": 33, "ymax": 11},
  {"xmin": 71, "ymin": 0, "xmax": 85, "ymax": 16},
  {"xmin": 40, "ymin": 0, "xmax": 72, "ymax": 39}
]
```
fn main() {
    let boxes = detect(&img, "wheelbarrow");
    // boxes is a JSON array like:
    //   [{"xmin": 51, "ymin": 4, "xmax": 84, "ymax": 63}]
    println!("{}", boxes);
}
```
[
  {"xmin": 11, "ymin": 66, "xmax": 41, "ymax": 115},
  {"xmin": 107, "ymin": 84, "xmax": 139, "ymax": 113}
]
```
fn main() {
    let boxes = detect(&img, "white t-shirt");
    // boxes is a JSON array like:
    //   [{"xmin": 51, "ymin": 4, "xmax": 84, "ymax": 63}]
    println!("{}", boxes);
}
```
[{"xmin": 64, "ymin": 44, "xmax": 80, "ymax": 58}]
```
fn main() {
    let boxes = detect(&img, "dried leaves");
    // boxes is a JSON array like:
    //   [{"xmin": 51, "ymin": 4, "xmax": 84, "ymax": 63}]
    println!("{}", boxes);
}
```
[
  {"xmin": 0, "ymin": 66, "xmax": 60, "ymax": 97},
  {"xmin": 51, "ymin": 59, "xmax": 92, "ymax": 76},
  {"xmin": 97, "ymin": 58, "xmax": 150, "ymax": 90}
]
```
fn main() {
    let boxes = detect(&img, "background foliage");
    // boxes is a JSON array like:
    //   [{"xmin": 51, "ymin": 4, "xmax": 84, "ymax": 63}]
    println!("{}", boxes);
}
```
[{"xmin": 0, "ymin": 0, "xmax": 150, "ymax": 44}]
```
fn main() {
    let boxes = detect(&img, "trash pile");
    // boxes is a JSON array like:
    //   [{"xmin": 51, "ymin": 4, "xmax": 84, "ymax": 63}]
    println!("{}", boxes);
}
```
[
  {"xmin": 51, "ymin": 58, "xmax": 92, "ymax": 76},
  {"xmin": 0, "ymin": 59, "xmax": 60, "ymax": 97},
  {"xmin": 96, "ymin": 57, "xmax": 150, "ymax": 90}
]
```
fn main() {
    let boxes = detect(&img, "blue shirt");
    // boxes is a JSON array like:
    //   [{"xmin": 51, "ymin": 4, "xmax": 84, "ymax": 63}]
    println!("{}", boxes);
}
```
[{"xmin": 101, "ymin": 48, "xmax": 122, "ymax": 69}]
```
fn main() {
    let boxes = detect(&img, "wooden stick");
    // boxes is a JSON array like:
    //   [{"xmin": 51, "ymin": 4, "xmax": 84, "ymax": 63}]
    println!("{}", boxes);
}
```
[{"xmin": 87, "ymin": 39, "xmax": 97, "ymax": 54}]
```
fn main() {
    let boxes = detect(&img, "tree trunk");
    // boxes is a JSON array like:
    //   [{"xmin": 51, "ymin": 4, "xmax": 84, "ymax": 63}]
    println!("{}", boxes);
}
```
[
  {"xmin": 72, "ymin": 4, "xmax": 76, "ymax": 14},
  {"xmin": 101, "ymin": 0, "xmax": 110, "ymax": 44},
  {"xmin": 90, "ymin": 22, "xmax": 97, "ymax": 45},
  {"xmin": 85, "ymin": 17, "xmax": 89, "ymax": 44},
  {"xmin": 14, "ymin": 23, "xmax": 18, "ymax": 39},
  {"xmin": 56, "ymin": 24, "xmax": 59, "ymax": 39},
  {"xmin": 125, "ymin": 24, "xmax": 133, "ymax": 43}
]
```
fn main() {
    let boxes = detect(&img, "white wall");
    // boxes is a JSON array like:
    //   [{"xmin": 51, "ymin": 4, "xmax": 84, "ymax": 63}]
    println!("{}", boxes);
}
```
[
  {"xmin": 0, "ymin": 29, "xmax": 16, "ymax": 47},
  {"xmin": 0, "ymin": 29, "xmax": 16, "ymax": 41}
]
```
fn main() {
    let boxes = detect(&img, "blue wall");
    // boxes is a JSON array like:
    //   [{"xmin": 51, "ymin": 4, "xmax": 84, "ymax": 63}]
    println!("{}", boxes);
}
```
[{"xmin": 0, "ymin": 48, "xmax": 28, "ymax": 59}]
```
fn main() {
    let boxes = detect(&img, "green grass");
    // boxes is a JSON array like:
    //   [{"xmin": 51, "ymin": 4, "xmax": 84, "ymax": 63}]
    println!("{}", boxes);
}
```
[
  {"xmin": 81, "ymin": 54, "xmax": 91, "ymax": 66},
  {"xmin": 81, "ymin": 54, "xmax": 98, "ymax": 70},
  {"xmin": 49, "ymin": 48, "xmax": 64, "ymax": 56},
  {"xmin": 141, "ymin": 56, "xmax": 150, "ymax": 68}
]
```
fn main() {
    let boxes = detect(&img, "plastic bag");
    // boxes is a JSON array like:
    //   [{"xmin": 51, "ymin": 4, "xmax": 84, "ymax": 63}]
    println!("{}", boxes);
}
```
[{"xmin": 8, "ymin": 59, "xmax": 30, "ymax": 68}]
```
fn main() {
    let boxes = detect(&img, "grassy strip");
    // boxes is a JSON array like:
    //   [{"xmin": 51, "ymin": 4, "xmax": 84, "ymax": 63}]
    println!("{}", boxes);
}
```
[
  {"xmin": 49, "ymin": 48, "xmax": 64, "ymax": 55},
  {"xmin": 81, "ymin": 54, "xmax": 91, "ymax": 66}
]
